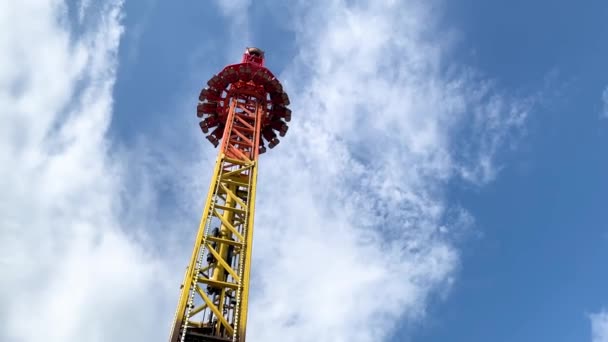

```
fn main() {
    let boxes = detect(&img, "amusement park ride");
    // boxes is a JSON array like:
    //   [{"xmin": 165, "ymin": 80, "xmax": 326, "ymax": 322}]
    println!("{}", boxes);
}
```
[{"xmin": 169, "ymin": 47, "xmax": 291, "ymax": 342}]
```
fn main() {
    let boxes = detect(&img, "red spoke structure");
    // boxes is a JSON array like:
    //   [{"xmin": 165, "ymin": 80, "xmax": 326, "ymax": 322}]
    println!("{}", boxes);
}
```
[{"xmin": 169, "ymin": 48, "xmax": 291, "ymax": 342}]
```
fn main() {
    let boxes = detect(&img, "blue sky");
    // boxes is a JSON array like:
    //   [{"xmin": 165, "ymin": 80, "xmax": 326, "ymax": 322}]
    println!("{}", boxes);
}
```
[{"xmin": 1, "ymin": 1, "xmax": 607, "ymax": 341}]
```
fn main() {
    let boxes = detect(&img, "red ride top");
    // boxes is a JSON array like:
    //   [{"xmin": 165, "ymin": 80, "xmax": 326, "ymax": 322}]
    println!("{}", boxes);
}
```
[{"xmin": 196, "ymin": 47, "xmax": 292, "ymax": 153}]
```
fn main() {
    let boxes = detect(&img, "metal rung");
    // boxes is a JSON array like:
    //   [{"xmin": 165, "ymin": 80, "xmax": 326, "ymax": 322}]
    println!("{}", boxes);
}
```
[
  {"xmin": 197, "ymin": 278, "xmax": 239, "ymax": 290},
  {"xmin": 214, "ymin": 204, "xmax": 246, "ymax": 214}
]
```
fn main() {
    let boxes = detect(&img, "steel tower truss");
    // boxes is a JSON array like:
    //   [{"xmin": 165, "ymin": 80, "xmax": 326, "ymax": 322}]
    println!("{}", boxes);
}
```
[{"xmin": 169, "ymin": 48, "xmax": 291, "ymax": 342}]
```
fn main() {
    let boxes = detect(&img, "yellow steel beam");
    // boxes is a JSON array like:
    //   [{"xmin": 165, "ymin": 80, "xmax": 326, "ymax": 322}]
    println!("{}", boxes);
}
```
[
  {"xmin": 212, "ymin": 208, "xmax": 244, "ymax": 241},
  {"xmin": 214, "ymin": 204, "xmax": 246, "ymax": 215},
  {"xmin": 206, "ymin": 236, "xmax": 242, "ymax": 247},
  {"xmin": 197, "ymin": 287, "xmax": 234, "ymax": 336},
  {"xmin": 205, "ymin": 241, "xmax": 240, "ymax": 282},
  {"xmin": 224, "ymin": 157, "xmax": 249, "ymax": 166},
  {"xmin": 189, "ymin": 303, "xmax": 208, "ymax": 317},
  {"xmin": 235, "ymin": 161, "xmax": 257, "ymax": 342},
  {"xmin": 220, "ymin": 183, "xmax": 247, "ymax": 209},
  {"xmin": 222, "ymin": 178, "xmax": 250, "ymax": 188},
  {"xmin": 220, "ymin": 164, "xmax": 253, "ymax": 179},
  {"xmin": 198, "ymin": 277, "xmax": 239, "ymax": 290}
]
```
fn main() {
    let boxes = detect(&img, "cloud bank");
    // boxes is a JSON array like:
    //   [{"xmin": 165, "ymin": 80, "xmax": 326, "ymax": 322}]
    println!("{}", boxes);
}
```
[{"xmin": 1, "ymin": 1, "xmax": 533, "ymax": 342}]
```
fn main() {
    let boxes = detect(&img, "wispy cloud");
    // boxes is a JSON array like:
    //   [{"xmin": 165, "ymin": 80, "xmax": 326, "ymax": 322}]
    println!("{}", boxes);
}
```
[
  {"xmin": 591, "ymin": 310, "xmax": 608, "ymax": 342},
  {"xmin": 213, "ymin": 0, "xmax": 253, "ymax": 58},
  {"xmin": 78, "ymin": 0, "xmax": 92, "ymax": 23},
  {"xmin": 601, "ymin": 87, "xmax": 608, "ymax": 119},
  {"xmin": 0, "ymin": 2, "xmax": 176, "ymax": 341}
]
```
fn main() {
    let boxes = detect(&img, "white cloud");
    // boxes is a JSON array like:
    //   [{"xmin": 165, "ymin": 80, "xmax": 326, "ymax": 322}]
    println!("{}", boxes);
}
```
[
  {"xmin": 602, "ymin": 87, "xmax": 608, "ymax": 119},
  {"xmin": 0, "ymin": 1, "xmax": 178, "ymax": 341},
  {"xmin": 591, "ymin": 310, "xmax": 608, "ymax": 342},
  {"xmin": 213, "ymin": 0, "xmax": 253, "ymax": 58},
  {"xmin": 0, "ymin": 1, "xmax": 535, "ymax": 342},
  {"xmin": 214, "ymin": 0, "xmax": 252, "ymax": 13},
  {"xmin": 78, "ymin": 0, "xmax": 92, "ymax": 22}
]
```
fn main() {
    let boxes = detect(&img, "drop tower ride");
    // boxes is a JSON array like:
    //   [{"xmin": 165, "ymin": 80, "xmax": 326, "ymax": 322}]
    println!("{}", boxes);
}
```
[{"xmin": 169, "ymin": 47, "xmax": 291, "ymax": 342}]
